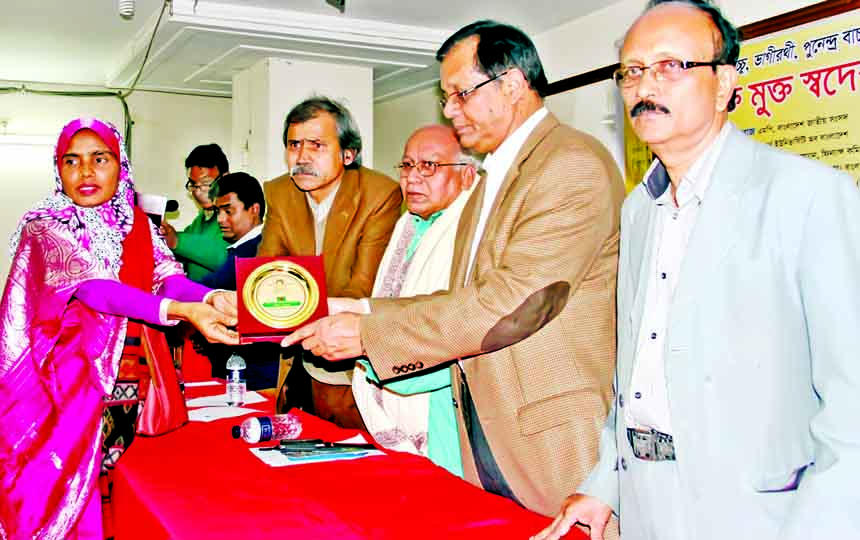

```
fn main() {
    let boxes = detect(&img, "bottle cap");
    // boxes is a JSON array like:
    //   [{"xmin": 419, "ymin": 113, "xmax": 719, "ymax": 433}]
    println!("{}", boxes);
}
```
[
  {"xmin": 231, "ymin": 426, "xmax": 241, "ymax": 439},
  {"xmin": 226, "ymin": 354, "xmax": 246, "ymax": 370}
]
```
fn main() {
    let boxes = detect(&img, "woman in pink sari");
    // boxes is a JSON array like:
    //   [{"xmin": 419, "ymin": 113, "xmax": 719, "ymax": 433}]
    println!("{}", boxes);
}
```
[{"xmin": 0, "ymin": 118, "xmax": 238, "ymax": 539}]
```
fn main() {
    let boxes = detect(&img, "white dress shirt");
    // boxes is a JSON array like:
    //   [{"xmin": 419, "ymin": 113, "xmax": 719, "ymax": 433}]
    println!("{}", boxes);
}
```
[
  {"xmin": 465, "ymin": 107, "xmax": 548, "ymax": 283},
  {"xmin": 305, "ymin": 182, "xmax": 352, "ymax": 385},
  {"xmin": 626, "ymin": 123, "xmax": 731, "ymax": 434},
  {"xmin": 305, "ymin": 182, "xmax": 341, "ymax": 255},
  {"xmin": 228, "ymin": 224, "xmax": 263, "ymax": 250}
]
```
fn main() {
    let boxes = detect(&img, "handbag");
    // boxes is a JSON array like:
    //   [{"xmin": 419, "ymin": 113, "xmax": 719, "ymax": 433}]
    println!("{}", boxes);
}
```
[{"xmin": 136, "ymin": 323, "xmax": 189, "ymax": 435}]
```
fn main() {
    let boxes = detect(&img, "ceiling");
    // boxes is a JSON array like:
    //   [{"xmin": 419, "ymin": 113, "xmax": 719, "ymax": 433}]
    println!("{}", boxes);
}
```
[{"xmin": 0, "ymin": 0, "xmax": 619, "ymax": 102}]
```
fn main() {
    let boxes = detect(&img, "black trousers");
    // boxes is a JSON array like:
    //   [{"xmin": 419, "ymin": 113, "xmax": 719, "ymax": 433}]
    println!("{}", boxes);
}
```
[
  {"xmin": 277, "ymin": 350, "xmax": 366, "ymax": 430},
  {"xmin": 458, "ymin": 367, "xmax": 521, "ymax": 506}
]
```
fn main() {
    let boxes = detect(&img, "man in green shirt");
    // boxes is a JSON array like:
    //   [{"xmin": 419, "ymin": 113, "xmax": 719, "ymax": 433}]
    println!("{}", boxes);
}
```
[{"xmin": 161, "ymin": 143, "xmax": 230, "ymax": 282}]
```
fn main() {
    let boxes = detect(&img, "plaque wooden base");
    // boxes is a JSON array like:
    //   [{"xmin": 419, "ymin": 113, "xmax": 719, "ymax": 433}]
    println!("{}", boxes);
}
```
[{"xmin": 235, "ymin": 256, "xmax": 328, "ymax": 344}]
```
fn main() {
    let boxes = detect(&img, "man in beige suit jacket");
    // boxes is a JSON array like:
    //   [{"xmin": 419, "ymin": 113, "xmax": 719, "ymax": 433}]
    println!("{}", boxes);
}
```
[
  {"xmin": 259, "ymin": 97, "xmax": 402, "ymax": 428},
  {"xmin": 285, "ymin": 22, "xmax": 623, "ymax": 531}
]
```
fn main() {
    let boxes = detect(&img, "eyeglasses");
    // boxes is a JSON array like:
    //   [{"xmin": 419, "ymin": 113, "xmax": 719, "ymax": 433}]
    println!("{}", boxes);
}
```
[
  {"xmin": 613, "ymin": 59, "xmax": 724, "ymax": 88},
  {"xmin": 185, "ymin": 176, "xmax": 220, "ymax": 192},
  {"xmin": 438, "ymin": 70, "xmax": 509, "ymax": 109},
  {"xmin": 396, "ymin": 160, "xmax": 469, "ymax": 177}
]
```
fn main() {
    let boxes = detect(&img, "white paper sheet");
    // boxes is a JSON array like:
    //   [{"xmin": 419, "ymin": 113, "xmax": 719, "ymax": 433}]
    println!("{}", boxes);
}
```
[
  {"xmin": 188, "ymin": 406, "xmax": 263, "ymax": 423},
  {"xmin": 249, "ymin": 435, "xmax": 383, "ymax": 467},
  {"xmin": 184, "ymin": 380, "xmax": 222, "ymax": 388},
  {"xmin": 338, "ymin": 434, "xmax": 370, "ymax": 445},
  {"xmin": 185, "ymin": 391, "xmax": 266, "ymax": 408}
]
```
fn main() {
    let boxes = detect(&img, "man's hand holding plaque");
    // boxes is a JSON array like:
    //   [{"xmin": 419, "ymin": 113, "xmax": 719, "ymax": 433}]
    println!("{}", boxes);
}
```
[
  {"xmin": 235, "ymin": 256, "xmax": 328, "ymax": 344},
  {"xmin": 281, "ymin": 312, "xmax": 364, "ymax": 360}
]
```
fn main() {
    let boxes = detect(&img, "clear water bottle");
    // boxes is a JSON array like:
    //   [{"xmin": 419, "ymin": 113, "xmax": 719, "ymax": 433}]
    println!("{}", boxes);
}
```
[
  {"xmin": 231, "ymin": 413, "xmax": 303, "ymax": 443},
  {"xmin": 225, "ymin": 353, "xmax": 246, "ymax": 407}
]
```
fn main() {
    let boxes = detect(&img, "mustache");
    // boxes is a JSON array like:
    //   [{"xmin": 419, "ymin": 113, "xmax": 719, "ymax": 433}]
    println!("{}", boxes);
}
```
[
  {"xmin": 290, "ymin": 165, "xmax": 319, "ymax": 177},
  {"xmin": 630, "ymin": 100, "xmax": 671, "ymax": 118}
]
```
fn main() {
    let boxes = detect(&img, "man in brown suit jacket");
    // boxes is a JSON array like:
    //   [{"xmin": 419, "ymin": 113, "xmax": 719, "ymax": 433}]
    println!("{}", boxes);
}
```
[
  {"xmin": 285, "ymin": 22, "xmax": 623, "ymax": 534},
  {"xmin": 258, "ymin": 96, "xmax": 402, "ymax": 428}
]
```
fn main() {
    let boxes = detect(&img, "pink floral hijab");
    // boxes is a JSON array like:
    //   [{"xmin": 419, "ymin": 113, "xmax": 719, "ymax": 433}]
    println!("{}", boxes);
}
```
[{"xmin": 9, "ymin": 117, "xmax": 170, "ymax": 274}]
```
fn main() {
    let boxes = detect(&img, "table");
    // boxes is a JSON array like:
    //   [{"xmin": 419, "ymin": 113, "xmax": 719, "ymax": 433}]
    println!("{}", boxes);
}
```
[{"xmin": 112, "ymin": 381, "xmax": 585, "ymax": 539}]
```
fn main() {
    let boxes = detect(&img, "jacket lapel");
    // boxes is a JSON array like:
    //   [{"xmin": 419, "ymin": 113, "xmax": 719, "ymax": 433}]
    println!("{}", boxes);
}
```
[
  {"xmin": 467, "ymin": 113, "xmax": 559, "ymax": 281},
  {"xmin": 486, "ymin": 113, "xmax": 558, "ymax": 229},
  {"xmin": 496, "ymin": 113, "xmax": 558, "ymax": 207},
  {"xmin": 284, "ymin": 179, "xmax": 316, "ymax": 256},
  {"xmin": 322, "ymin": 168, "xmax": 360, "ymax": 277},
  {"xmin": 450, "ymin": 172, "xmax": 485, "ymax": 290},
  {"xmin": 669, "ymin": 127, "xmax": 753, "ymax": 333},
  {"xmin": 627, "ymin": 196, "xmax": 657, "ymax": 356}
]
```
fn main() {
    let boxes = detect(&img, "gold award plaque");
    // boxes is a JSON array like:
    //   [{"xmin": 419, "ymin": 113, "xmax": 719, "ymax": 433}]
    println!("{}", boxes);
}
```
[{"xmin": 242, "ymin": 260, "xmax": 320, "ymax": 329}]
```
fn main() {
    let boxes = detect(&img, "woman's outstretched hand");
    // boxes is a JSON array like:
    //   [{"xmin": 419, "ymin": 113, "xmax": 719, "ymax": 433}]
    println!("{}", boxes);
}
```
[
  {"xmin": 206, "ymin": 290, "xmax": 238, "ymax": 319},
  {"xmin": 168, "ymin": 301, "xmax": 239, "ymax": 345}
]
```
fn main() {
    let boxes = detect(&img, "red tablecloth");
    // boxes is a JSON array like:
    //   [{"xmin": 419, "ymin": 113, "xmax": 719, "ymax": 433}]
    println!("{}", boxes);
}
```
[{"xmin": 112, "ymin": 382, "xmax": 585, "ymax": 540}]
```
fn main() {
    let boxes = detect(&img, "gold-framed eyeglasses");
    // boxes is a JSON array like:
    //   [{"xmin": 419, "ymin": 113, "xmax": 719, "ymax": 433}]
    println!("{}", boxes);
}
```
[
  {"xmin": 439, "ymin": 70, "xmax": 510, "ymax": 109},
  {"xmin": 613, "ymin": 59, "xmax": 724, "ymax": 88},
  {"xmin": 396, "ymin": 160, "xmax": 469, "ymax": 177}
]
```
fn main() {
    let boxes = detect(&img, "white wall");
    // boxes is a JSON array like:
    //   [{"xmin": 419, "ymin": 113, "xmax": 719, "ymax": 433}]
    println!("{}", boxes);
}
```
[
  {"xmin": 0, "ymin": 89, "xmax": 230, "ymax": 281},
  {"xmin": 373, "ymin": 86, "xmax": 446, "ymax": 176},
  {"xmin": 233, "ymin": 58, "xmax": 375, "ymax": 182},
  {"xmin": 535, "ymin": 0, "xmax": 823, "ymax": 162},
  {"xmin": 372, "ymin": 1, "xmax": 828, "ymax": 172}
]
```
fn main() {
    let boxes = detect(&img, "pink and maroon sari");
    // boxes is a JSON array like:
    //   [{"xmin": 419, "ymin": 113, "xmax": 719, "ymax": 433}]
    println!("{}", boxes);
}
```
[{"xmin": 0, "ymin": 118, "xmax": 183, "ymax": 539}]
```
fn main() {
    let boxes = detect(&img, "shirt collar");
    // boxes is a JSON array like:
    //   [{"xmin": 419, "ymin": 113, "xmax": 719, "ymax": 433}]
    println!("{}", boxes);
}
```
[
  {"xmin": 228, "ymin": 224, "xmax": 263, "ymax": 249},
  {"xmin": 305, "ymin": 181, "xmax": 341, "ymax": 222},
  {"xmin": 411, "ymin": 209, "xmax": 443, "ymax": 226},
  {"xmin": 643, "ymin": 122, "xmax": 732, "ymax": 205},
  {"xmin": 482, "ymin": 107, "xmax": 548, "ymax": 176}
]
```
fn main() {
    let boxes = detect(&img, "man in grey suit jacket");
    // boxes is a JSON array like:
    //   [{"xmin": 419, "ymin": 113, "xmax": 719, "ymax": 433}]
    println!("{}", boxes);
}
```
[{"xmin": 536, "ymin": 1, "xmax": 860, "ymax": 540}]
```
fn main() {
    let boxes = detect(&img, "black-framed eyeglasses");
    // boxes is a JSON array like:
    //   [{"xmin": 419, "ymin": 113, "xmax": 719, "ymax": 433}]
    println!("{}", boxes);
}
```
[
  {"xmin": 438, "ymin": 70, "xmax": 509, "ymax": 110},
  {"xmin": 396, "ymin": 160, "xmax": 469, "ymax": 177},
  {"xmin": 185, "ymin": 175, "xmax": 221, "ymax": 192},
  {"xmin": 613, "ymin": 59, "xmax": 724, "ymax": 88}
]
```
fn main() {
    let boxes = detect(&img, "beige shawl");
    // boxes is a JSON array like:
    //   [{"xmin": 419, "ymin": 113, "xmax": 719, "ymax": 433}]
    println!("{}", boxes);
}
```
[{"xmin": 352, "ymin": 183, "xmax": 475, "ymax": 456}]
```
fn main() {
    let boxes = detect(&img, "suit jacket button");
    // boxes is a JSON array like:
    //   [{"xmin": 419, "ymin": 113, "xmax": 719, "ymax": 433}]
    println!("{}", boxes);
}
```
[
  {"xmin": 618, "ymin": 394, "xmax": 624, "ymax": 408},
  {"xmin": 452, "ymin": 397, "xmax": 458, "ymax": 409},
  {"xmin": 621, "ymin": 457, "xmax": 628, "ymax": 471}
]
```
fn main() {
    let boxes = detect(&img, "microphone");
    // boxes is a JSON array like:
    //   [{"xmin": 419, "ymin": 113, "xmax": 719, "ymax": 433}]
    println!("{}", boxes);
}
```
[{"xmin": 137, "ymin": 193, "xmax": 177, "ymax": 227}]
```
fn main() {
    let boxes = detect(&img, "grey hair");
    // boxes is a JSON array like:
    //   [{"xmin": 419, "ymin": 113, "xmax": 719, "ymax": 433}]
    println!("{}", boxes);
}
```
[
  {"xmin": 640, "ymin": 1, "xmax": 741, "ymax": 66},
  {"xmin": 283, "ymin": 96, "xmax": 363, "ymax": 169}
]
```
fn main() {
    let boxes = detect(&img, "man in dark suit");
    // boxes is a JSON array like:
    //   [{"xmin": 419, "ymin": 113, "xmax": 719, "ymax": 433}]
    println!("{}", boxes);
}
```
[
  {"xmin": 200, "ymin": 172, "xmax": 264, "ymax": 291},
  {"xmin": 199, "ymin": 172, "xmax": 278, "ymax": 389}
]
